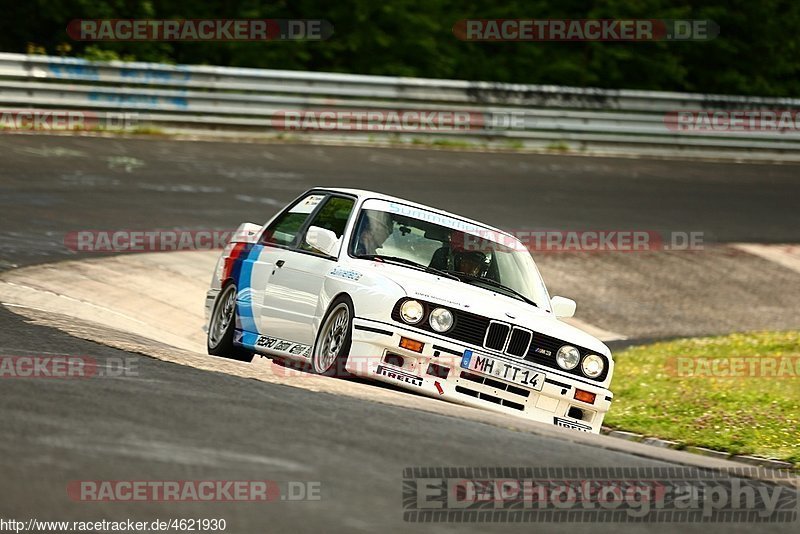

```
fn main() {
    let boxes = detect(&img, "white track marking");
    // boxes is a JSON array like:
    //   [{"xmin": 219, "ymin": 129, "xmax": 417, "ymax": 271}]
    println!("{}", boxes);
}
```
[
  {"xmin": 562, "ymin": 317, "xmax": 628, "ymax": 342},
  {"xmin": 733, "ymin": 243, "xmax": 800, "ymax": 275},
  {"xmin": 1, "ymin": 250, "xmax": 625, "ymax": 349}
]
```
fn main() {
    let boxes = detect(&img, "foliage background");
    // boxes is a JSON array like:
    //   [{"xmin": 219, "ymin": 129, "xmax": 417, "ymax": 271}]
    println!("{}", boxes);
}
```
[{"xmin": 1, "ymin": 0, "xmax": 797, "ymax": 96}]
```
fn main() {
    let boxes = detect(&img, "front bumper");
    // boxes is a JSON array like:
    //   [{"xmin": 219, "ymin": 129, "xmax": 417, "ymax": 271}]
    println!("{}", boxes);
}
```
[{"xmin": 349, "ymin": 317, "xmax": 612, "ymax": 434}]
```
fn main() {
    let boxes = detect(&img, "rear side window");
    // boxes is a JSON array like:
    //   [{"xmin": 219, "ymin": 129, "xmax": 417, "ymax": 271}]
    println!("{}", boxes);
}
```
[
  {"xmin": 261, "ymin": 194, "xmax": 326, "ymax": 246},
  {"xmin": 305, "ymin": 197, "xmax": 355, "ymax": 239}
]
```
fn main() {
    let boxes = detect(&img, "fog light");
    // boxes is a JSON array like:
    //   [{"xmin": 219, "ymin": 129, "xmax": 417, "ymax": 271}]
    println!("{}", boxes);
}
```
[
  {"xmin": 567, "ymin": 406, "xmax": 584, "ymax": 420},
  {"xmin": 384, "ymin": 353, "xmax": 405, "ymax": 367},
  {"xmin": 427, "ymin": 363, "xmax": 449, "ymax": 378}
]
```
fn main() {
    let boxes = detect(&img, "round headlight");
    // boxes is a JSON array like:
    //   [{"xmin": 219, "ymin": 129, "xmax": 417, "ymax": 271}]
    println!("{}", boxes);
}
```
[
  {"xmin": 429, "ymin": 307, "xmax": 454, "ymax": 332},
  {"xmin": 581, "ymin": 354, "xmax": 605, "ymax": 378},
  {"xmin": 400, "ymin": 300, "xmax": 424, "ymax": 324},
  {"xmin": 556, "ymin": 345, "xmax": 581, "ymax": 370}
]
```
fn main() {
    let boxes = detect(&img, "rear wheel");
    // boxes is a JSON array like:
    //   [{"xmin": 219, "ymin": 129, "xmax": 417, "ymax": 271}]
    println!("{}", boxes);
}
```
[
  {"xmin": 207, "ymin": 283, "xmax": 252, "ymax": 362},
  {"xmin": 311, "ymin": 296, "xmax": 353, "ymax": 376}
]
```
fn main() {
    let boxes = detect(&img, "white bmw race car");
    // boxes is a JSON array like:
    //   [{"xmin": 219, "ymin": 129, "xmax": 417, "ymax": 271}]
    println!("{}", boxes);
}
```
[{"xmin": 205, "ymin": 188, "xmax": 614, "ymax": 433}]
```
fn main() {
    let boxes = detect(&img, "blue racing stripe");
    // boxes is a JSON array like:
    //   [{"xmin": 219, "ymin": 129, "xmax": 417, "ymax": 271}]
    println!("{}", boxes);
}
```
[
  {"xmin": 231, "ymin": 243, "xmax": 262, "ymax": 334},
  {"xmin": 236, "ymin": 329, "xmax": 261, "ymax": 351}
]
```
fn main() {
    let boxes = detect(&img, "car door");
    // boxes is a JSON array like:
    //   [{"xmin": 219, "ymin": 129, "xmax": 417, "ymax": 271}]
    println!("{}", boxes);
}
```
[
  {"xmin": 257, "ymin": 193, "xmax": 356, "ymax": 347},
  {"xmin": 243, "ymin": 192, "xmax": 326, "ymax": 337}
]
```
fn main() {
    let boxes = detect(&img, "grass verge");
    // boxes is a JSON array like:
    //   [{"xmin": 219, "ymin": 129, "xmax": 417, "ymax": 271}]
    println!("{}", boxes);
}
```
[{"xmin": 606, "ymin": 330, "xmax": 799, "ymax": 467}]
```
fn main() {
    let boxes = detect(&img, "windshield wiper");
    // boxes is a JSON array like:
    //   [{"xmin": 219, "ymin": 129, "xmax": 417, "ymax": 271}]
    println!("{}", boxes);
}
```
[
  {"xmin": 445, "ymin": 272, "xmax": 538, "ymax": 307},
  {"xmin": 356, "ymin": 254, "xmax": 461, "ymax": 281}
]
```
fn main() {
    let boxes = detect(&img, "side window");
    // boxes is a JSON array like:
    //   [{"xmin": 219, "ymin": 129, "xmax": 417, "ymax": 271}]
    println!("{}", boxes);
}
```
[
  {"xmin": 299, "ymin": 196, "xmax": 356, "ymax": 255},
  {"xmin": 261, "ymin": 194, "xmax": 326, "ymax": 246}
]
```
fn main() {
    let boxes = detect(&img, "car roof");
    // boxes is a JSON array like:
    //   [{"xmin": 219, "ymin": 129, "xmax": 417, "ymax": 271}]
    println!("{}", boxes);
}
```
[{"xmin": 311, "ymin": 187, "xmax": 515, "ymax": 239}]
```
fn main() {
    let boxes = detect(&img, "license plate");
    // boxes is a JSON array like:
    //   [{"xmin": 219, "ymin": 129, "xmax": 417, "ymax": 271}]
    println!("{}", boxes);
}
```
[{"xmin": 461, "ymin": 350, "xmax": 544, "ymax": 391}]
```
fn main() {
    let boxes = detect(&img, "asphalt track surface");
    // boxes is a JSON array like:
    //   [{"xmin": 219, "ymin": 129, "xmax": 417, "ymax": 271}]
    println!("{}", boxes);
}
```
[
  {"xmin": 1, "ymin": 134, "xmax": 799, "ymax": 533},
  {"xmin": 2, "ymin": 135, "xmax": 800, "ymax": 272},
  {"xmin": 3, "ymin": 134, "xmax": 800, "ymax": 340}
]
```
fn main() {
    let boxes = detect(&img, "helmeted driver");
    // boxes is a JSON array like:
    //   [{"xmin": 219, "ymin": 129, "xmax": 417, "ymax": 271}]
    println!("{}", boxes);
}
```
[
  {"xmin": 354, "ymin": 210, "xmax": 393, "ymax": 255},
  {"xmin": 454, "ymin": 250, "xmax": 487, "ymax": 277}
]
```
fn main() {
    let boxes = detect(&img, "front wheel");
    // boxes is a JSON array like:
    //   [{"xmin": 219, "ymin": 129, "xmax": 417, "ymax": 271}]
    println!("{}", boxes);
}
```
[
  {"xmin": 207, "ymin": 283, "xmax": 252, "ymax": 362},
  {"xmin": 311, "ymin": 296, "xmax": 353, "ymax": 376}
]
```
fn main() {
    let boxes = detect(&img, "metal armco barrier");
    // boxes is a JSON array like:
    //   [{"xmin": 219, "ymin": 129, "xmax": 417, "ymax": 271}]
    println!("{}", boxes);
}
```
[{"xmin": 2, "ymin": 52, "xmax": 800, "ymax": 160}]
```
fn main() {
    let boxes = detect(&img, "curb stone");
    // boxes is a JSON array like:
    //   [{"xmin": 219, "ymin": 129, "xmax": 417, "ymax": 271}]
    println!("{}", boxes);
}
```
[
  {"xmin": 641, "ymin": 437, "xmax": 679, "ymax": 448},
  {"xmin": 601, "ymin": 428, "xmax": 796, "ymax": 471},
  {"xmin": 685, "ymin": 446, "xmax": 732, "ymax": 460},
  {"xmin": 733, "ymin": 455, "xmax": 794, "ymax": 470},
  {"xmin": 607, "ymin": 430, "xmax": 643, "ymax": 442}
]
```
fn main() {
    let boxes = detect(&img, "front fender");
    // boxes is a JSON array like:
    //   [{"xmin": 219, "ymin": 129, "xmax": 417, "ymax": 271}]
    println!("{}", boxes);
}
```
[{"xmin": 314, "ymin": 265, "xmax": 407, "ymax": 336}]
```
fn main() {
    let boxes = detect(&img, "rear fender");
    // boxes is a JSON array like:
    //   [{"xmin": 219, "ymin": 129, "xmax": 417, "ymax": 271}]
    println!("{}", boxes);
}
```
[{"xmin": 210, "ymin": 222, "xmax": 263, "ymax": 289}]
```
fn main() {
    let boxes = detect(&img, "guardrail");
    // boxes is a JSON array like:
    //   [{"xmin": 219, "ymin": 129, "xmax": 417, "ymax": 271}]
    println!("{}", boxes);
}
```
[{"xmin": 2, "ymin": 52, "xmax": 800, "ymax": 159}]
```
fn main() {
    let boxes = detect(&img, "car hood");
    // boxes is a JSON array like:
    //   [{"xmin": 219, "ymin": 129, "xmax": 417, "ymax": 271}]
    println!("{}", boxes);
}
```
[{"xmin": 351, "ymin": 260, "xmax": 611, "ymax": 356}]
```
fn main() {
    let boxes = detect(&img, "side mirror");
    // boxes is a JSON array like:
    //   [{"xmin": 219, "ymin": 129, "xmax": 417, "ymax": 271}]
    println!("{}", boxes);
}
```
[
  {"xmin": 551, "ymin": 296, "xmax": 576, "ymax": 318},
  {"xmin": 305, "ymin": 226, "xmax": 340, "ymax": 257}
]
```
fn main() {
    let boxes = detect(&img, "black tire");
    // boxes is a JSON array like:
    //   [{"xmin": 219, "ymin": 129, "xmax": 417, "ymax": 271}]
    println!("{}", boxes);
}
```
[
  {"xmin": 311, "ymin": 295, "xmax": 354, "ymax": 377},
  {"xmin": 207, "ymin": 283, "xmax": 253, "ymax": 362}
]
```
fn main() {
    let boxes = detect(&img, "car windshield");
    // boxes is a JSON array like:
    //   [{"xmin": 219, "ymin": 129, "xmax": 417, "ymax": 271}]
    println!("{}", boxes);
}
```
[{"xmin": 350, "ymin": 203, "xmax": 550, "ymax": 308}]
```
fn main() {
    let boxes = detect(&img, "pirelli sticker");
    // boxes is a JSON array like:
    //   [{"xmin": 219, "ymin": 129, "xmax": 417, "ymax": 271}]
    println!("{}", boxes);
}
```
[
  {"xmin": 553, "ymin": 417, "xmax": 591, "ymax": 432},
  {"xmin": 376, "ymin": 364, "xmax": 422, "ymax": 387}
]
